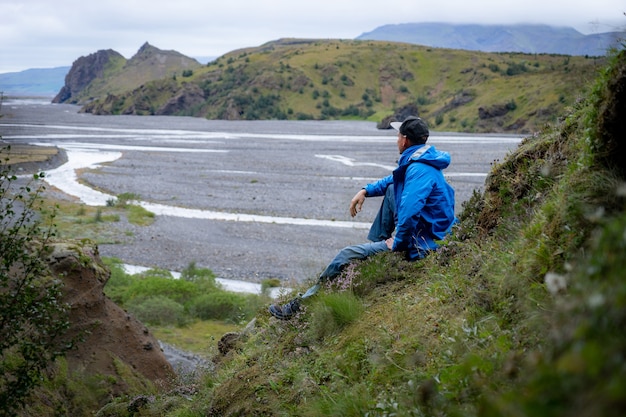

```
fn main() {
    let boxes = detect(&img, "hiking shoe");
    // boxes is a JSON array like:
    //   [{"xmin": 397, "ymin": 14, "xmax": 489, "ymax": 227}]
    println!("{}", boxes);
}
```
[{"xmin": 268, "ymin": 297, "xmax": 301, "ymax": 320}]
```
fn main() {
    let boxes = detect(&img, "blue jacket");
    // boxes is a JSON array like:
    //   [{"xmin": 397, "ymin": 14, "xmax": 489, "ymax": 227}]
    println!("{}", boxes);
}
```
[{"xmin": 364, "ymin": 144, "xmax": 457, "ymax": 260}]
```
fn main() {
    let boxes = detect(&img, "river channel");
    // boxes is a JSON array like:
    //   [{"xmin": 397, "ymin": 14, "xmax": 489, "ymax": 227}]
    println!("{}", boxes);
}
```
[{"xmin": 0, "ymin": 98, "xmax": 523, "ymax": 287}]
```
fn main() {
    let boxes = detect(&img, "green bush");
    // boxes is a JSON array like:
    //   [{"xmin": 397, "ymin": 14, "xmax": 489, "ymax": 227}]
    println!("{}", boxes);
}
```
[
  {"xmin": 125, "ymin": 275, "xmax": 198, "ymax": 305},
  {"xmin": 306, "ymin": 292, "xmax": 364, "ymax": 342},
  {"xmin": 189, "ymin": 291, "xmax": 259, "ymax": 322},
  {"xmin": 115, "ymin": 192, "xmax": 141, "ymax": 207},
  {"xmin": 101, "ymin": 257, "xmax": 134, "ymax": 304},
  {"xmin": 320, "ymin": 292, "xmax": 364, "ymax": 327},
  {"xmin": 261, "ymin": 278, "xmax": 281, "ymax": 296},
  {"xmin": 180, "ymin": 261, "xmax": 219, "ymax": 292},
  {"xmin": 126, "ymin": 296, "xmax": 188, "ymax": 326}
]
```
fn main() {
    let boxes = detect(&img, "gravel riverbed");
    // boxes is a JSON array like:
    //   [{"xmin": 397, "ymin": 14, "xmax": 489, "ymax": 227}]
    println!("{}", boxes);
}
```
[{"xmin": 1, "ymin": 99, "xmax": 522, "ymax": 286}]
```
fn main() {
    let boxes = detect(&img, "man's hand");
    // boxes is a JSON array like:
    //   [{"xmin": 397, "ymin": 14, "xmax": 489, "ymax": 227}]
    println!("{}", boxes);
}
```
[
  {"xmin": 349, "ymin": 189, "xmax": 367, "ymax": 217},
  {"xmin": 385, "ymin": 237, "xmax": 394, "ymax": 250}
]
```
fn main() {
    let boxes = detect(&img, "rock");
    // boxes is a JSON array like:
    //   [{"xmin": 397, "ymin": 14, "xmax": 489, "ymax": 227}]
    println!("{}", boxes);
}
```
[
  {"xmin": 47, "ymin": 241, "xmax": 176, "ymax": 392},
  {"xmin": 156, "ymin": 83, "xmax": 206, "ymax": 115},
  {"xmin": 216, "ymin": 318, "xmax": 257, "ymax": 357},
  {"xmin": 52, "ymin": 49, "xmax": 124, "ymax": 104},
  {"xmin": 377, "ymin": 103, "xmax": 420, "ymax": 129},
  {"xmin": 478, "ymin": 103, "xmax": 512, "ymax": 119}
]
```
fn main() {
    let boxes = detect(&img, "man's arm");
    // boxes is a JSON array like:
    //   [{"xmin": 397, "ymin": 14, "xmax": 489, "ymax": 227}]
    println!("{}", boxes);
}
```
[
  {"xmin": 349, "ymin": 175, "xmax": 393, "ymax": 218},
  {"xmin": 349, "ymin": 189, "xmax": 367, "ymax": 217}
]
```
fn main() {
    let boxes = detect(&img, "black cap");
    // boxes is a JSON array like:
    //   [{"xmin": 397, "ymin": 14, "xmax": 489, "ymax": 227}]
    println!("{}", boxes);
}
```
[{"xmin": 390, "ymin": 116, "xmax": 429, "ymax": 141}]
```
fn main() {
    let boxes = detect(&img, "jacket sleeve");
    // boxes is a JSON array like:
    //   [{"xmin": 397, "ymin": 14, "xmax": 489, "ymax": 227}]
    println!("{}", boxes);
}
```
[
  {"xmin": 363, "ymin": 175, "xmax": 393, "ymax": 197},
  {"xmin": 392, "ymin": 163, "xmax": 432, "ymax": 251}
]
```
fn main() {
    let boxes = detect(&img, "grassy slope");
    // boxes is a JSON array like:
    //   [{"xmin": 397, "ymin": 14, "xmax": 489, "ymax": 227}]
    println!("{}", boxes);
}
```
[
  {"xmin": 88, "ymin": 39, "xmax": 602, "ymax": 134},
  {"xmin": 14, "ymin": 48, "xmax": 623, "ymax": 417},
  {"xmin": 92, "ymin": 50, "xmax": 626, "ymax": 416}
]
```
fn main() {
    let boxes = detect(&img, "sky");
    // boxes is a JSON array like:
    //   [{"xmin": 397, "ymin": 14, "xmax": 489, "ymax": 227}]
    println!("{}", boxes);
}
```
[{"xmin": 1, "ymin": 0, "xmax": 624, "ymax": 74}]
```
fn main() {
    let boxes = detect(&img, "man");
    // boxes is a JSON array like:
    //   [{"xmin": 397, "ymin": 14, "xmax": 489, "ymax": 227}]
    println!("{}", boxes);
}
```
[{"xmin": 269, "ymin": 116, "xmax": 456, "ymax": 320}]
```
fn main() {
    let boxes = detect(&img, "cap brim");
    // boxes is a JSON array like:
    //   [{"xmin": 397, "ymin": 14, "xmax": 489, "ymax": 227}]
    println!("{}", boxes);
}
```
[{"xmin": 390, "ymin": 121, "xmax": 402, "ymax": 131}]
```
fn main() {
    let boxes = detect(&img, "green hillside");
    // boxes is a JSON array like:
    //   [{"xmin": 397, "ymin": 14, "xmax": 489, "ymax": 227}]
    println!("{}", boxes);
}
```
[
  {"xmin": 110, "ymin": 48, "xmax": 623, "ymax": 417},
  {"xmin": 16, "ymin": 48, "xmax": 620, "ymax": 417},
  {"xmin": 82, "ymin": 39, "xmax": 603, "ymax": 134}
]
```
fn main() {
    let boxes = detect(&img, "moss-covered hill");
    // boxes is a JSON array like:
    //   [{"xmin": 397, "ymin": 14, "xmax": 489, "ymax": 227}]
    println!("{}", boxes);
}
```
[
  {"xmin": 82, "ymin": 38, "xmax": 603, "ymax": 134},
  {"xmin": 80, "ymin": 49, "xmax": 626, "ymax": 416}
]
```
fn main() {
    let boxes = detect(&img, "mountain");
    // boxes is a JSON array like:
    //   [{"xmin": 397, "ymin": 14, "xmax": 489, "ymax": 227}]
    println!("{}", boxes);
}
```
[
  {"xmin": 80, "ymin": 38, "xmax": 603, "ymax": 134},
  {"xmin": 356, "ymin": 23, "xmax": 624, "ymax": 56},
  {"xmin": 0, "ymin": 66, "xmax": 70, "ymax": 97},
  {"xmin": 6, "ymin": 24, "xmax": 621, "ymax": 99},
  {"xmin": 52, "ymin": 42, "xmax": 201, "ymax": 104}
]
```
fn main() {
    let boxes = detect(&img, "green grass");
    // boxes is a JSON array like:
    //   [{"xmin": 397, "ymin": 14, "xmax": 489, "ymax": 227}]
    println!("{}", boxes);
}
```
[
  {"xmin": 83, "ymin": 39, "xmax": 602, "ymax": 133},
  {"xmin": 85, "ymin": 49, "xmax": 625, "ymax": 417},
  {"xmin": 151, "ymin": 320, "xmax": 240, "ymax": 355},
  {"xmin": 10, "ymin": 48, "xmax": 625, "ymax": 417},
  {"xmin": 126, "ymin": 204, "xmax": 155, "ymax": 226},
  {"xmin": 37, "ymin": 198, "xmax": 154, "ymax": 243}
]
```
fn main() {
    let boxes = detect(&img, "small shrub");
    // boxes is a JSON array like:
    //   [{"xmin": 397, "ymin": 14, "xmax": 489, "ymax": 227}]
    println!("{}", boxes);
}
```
[
  {"xmin": 261, "ymin": 278, "xmax": 281, "ymax": 294},
  {"xmin": 126, "ymin": 296, "xmax": 188, "ymax": 326},
  {"xmin": 321, "ymin": 292, "xmax": 364, "ymax": 327},
  {"xmin": 125, "ymin": 275, "xmax": 198, "ymax": 305},
  {"xmin": 417, "ymin": 95, "xmax": 430, "ymax": 105},
  {"xmin": 115, "ymin": 192, "xmax": 141, "ymax": 207},
  {"xmin": 189, "ymin": 291, "xmax": 260, "ymax": 322},
  {"xmin": 102, "ymin": 257, "xmax": 134, "ymax": 304},
  {"xmin": 307, "ymin": 292, "xmax": 364, "ymax": 341},
  {"xmin": 181, "ymin": 261, "xmax": 215, "ymax": 280},
  {"xmin": 126, "ymin": 204, "xmax": 155, "ymax": 226},
  {"xmin": 505, "ymin": 62, "xmax": 528, "ymax": 76}
]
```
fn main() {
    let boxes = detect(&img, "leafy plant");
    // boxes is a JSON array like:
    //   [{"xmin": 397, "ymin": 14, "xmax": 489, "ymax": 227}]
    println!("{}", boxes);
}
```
[
  {"xmin": 126, "ymin": 295, "xmax": 188, "ymax": 326},
  {"xmin": 124, "ymin": 273, "xmax": 198, "ymax": 305},
  {"xmin": 0, "ymin": 146, "xmax": 72, "ymax": 416},
  {"xmin": 188, "ymin": 291, "xmax": 261, "ymax": 322}
]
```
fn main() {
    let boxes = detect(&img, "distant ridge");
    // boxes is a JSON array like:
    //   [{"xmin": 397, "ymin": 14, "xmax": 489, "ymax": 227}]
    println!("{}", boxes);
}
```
[
  {"xmin": 356, "ymin": 23, "xmax": 624, "ymax": 56},
  {"xmin": 0, "ymin": 66, "xmax": 70, "ymax": 97}
]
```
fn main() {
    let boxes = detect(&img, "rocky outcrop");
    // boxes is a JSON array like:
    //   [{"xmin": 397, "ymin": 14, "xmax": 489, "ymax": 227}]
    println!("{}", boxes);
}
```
[
  {"xmin": 52, "ymin": 49, "xmax": 124, "ymax": 104},
  {"xmin": 478, "ymin": 103, "xmax": 513, "ymax": 119},
  {"xmin": 123, "ymin": 42, "xmax": 201, "ymax": 80},
  {"xmin": 156, "ymin": 83, "xmax": 206, "ymax": 115},
  {"xmin": 377, "ymin": 103, "xmax": 420, "ymax": 129},
  {"xmin": 46, "ymin": 241, "xmax": 175, "ymax": 391},
  {"xmin": 53, "ymin": 42, "xmax": 201, "ymax": 106}
]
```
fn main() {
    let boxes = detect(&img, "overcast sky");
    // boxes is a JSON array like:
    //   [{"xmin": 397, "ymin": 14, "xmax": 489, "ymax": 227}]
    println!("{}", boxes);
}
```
[{"xmin": 1, "ymin": 0, "xmax": 624, "ymax": 74}]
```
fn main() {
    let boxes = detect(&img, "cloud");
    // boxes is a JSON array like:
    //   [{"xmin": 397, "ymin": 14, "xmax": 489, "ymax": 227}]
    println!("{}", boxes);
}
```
[{"xmin": 0, "ymin": 0, "xmax": 624, "ymax": 73}]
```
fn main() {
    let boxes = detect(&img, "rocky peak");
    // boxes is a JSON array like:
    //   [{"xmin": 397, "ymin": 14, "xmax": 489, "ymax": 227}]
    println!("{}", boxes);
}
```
[
  {"xmin": 128, "ymin": 41, "xmax": 199, "ymax": 67},
  {"xmin": 52, "ymin": 49, "xmax": 125, "ymax": 104},
  {"xmin": 132, "ymin": 41, "xmax": 161, "ymax": 61}
]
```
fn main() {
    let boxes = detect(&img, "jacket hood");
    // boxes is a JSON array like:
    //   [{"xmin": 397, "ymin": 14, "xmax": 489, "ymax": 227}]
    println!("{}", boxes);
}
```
[{"xmin": 400, "ymin": 144, "xmax": 451, "ymax": 170}]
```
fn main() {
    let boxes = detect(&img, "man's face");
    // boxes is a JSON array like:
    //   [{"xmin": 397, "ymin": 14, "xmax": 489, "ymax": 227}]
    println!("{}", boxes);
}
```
[{"xmin": 397, "ymin": 131, "xmax": 409, "ymax": 154}]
